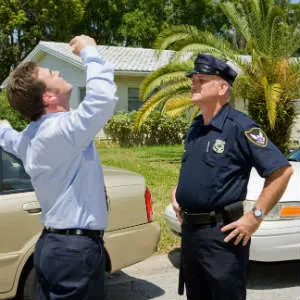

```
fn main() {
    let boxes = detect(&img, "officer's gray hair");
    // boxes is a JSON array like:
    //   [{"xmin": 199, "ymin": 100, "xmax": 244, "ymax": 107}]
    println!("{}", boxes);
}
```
[{"xmin": 216, "ymin": 79, "xmax": 231, "ymax": 99}]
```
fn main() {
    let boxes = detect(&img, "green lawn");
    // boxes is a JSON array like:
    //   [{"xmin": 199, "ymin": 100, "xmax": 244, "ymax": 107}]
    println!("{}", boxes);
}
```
[{"xmin": 96, "ymin": 141, "xmax": 183, "ymax": 253}]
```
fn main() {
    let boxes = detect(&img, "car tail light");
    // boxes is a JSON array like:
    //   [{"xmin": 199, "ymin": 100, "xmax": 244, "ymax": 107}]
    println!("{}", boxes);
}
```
[{"xmin": 145, "ymin": 186, "xmax": 153, "ymax": 222}]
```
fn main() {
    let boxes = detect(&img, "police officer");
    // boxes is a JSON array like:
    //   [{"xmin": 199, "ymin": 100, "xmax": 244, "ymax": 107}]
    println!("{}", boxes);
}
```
[{"xmin": 171, "ymin": 54, "xmax": 293, "ymax": 300}]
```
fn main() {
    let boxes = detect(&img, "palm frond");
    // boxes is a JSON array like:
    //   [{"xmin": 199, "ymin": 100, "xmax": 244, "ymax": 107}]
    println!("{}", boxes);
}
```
[
  {"xmin": 220, "ymin": 1, "xmax": 251, "ymax": 42},
  {"xmin": 174, "ymin": 44, "xmax": 224, "ymax": 61},
  {"xmin": 139, "ymin": 60, "xmax": 193, "ymax": 100},
  {"xmin": 165, "ymin": 103, "xmax": 197, "ymax": 118},
  {"xmin": 141, "ymin": 72, "xmax": 190, "ymax": 102},
  {"xmin": 162, "ymin": 93, "xmax": 192, "ymax": 113},
  {"xmin": 134, "ymin": 81, "xmax": 191, "ymax": 129},
  {"xmin": 154, "ymin": 25, "xmax": 198, "ymax": 51},
  {"xmin": 261, "ymin": 76, "xmax": 282, "ymax": 128}
]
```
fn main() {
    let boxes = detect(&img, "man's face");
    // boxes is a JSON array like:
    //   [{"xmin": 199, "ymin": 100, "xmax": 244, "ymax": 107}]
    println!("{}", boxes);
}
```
[
  {"xmin": 37, "ymin": 67, "xmax": 72, "ymax": 110},
  {"xmin": 191, "ymin": 74, "xmax": 222, "ymax": 104}
]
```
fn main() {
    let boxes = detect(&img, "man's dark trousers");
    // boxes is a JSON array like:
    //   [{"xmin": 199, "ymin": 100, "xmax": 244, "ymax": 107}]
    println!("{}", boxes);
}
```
[
  {"xmin": 182, "ymin": 223, "xmax": 250, "ymax": 300},
  {"xmin": 34, "ymin": 230, "xmax": 105, "ymax": 300}
]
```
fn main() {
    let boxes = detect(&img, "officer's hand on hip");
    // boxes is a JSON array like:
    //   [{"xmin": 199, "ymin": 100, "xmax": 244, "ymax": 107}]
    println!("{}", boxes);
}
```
[
  {"xmin": 220, "ymin": 211, "xmax": 262, "ymax": 246},
  {"xmin": 70, "ymin": 35, "xmax": 96, "ymax": 56},
  {"xmin": 171, "ymin": 186, "xmax": 183, "ymax": 224}
]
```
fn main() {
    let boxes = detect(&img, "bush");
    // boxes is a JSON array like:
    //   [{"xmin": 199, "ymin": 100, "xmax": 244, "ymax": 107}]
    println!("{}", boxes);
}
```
[
  {"xmin": 104, "ymin": 111, "xmax": 190, "ymax": 147},
  {"xmin": 0, "ymin": 92, "xmax": 29, "ymax": 131}
]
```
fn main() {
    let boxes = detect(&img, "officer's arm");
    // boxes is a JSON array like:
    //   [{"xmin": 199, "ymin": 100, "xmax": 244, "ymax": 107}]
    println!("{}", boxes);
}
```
[
  {"xmin": 221, "ymin": 125, "xmax": 292, "ymax": 246},
  {"xmin": 254, "ymin": 165, "xmax": 293, "ymax": 216},
  {"xmin": 171, "ymin": 185, "xmax": 183, "ymax": 224}
]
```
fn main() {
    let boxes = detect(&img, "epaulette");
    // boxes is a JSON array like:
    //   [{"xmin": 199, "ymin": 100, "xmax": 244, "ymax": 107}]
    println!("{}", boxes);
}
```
[{"xmin": 227, "ymin": 108, "xmax": 258, "ymax": 131}]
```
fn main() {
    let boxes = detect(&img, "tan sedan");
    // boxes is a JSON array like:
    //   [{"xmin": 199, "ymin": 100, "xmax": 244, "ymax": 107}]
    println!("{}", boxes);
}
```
[{"xmin": 0, "ymin": 148, "xmax": 160, "ymax": 300}]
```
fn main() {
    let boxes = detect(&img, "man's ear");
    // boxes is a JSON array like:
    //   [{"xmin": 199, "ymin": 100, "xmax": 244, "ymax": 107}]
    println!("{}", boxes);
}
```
[
  {"xmin": 218, "ymin": 81, "xmax": 229, "ymax": 96},
  {"xmin": 42, "ymin": 91, "xmax": 57, "ymax": 105}
]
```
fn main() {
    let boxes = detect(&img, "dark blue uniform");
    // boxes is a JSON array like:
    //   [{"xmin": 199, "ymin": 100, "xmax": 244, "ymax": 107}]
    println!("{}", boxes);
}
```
[{"xmin": 176, "ymin": 103, "xmax": 289, "ymax": 300}]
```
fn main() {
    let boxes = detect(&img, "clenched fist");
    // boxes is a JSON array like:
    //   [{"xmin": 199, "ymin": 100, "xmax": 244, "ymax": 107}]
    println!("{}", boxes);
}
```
[{"xmin": 70, "ymin": 35, "xmax": 96, "ymax": 56}]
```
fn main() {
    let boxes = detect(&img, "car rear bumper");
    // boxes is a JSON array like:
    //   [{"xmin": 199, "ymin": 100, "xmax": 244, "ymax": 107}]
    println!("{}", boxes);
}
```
[
  {"xmin": 165, "ymin": 204, "xmax": 300, "ymax": 262},
  {"xmin": 104, "ymin": 222, "xmax": 161, "ymax": 272}
]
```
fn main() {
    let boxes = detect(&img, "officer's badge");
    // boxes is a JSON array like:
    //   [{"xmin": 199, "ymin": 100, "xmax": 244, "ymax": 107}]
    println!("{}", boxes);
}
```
[
  {"xmin": 213, "ymin": 139, "xmax": 225, "ymax": 154},
  {"xmin": 245, "ymin": 127, "xmax": 268, "ymax": 147}
]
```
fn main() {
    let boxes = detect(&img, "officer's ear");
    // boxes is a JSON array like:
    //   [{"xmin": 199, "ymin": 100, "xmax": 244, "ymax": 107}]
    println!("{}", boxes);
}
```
[{"xmin": 217, "ymin": 80, "xmax": 229, "ymax": 96}]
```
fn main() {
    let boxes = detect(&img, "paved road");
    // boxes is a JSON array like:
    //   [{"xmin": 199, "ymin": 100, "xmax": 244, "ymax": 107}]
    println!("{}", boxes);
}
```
[{"xmin": 105, "ymin": 249, "xmax": 300, "ymax": 300}]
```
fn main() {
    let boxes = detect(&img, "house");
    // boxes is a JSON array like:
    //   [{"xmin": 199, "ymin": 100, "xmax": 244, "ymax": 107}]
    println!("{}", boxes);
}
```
[
  {"xmin": 1, "ymin": 41, "xmax": 176, "ymax": 113},
  {"xmin": 1, "ymin": 41, "xmax": 299, "ymax": 142}
]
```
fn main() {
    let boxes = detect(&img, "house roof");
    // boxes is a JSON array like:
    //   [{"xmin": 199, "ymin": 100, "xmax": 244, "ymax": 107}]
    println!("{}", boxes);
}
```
[
  {"xmin": 39, "ymin": 41, "xmax": 176, "ymax": 72},
  {"xmin": 1, "ymin": 41, "xmax": 177, "ymax": 88}
]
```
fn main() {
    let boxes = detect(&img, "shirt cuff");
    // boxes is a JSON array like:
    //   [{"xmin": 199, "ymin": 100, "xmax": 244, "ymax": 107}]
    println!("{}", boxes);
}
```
[{"xmin": 80, "ymin": 46, "xmax": 104, "ymax": 64}]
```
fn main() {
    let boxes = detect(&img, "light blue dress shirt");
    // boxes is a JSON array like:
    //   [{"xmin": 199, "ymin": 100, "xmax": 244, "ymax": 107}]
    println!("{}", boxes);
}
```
[{"xmin": 0, "ymin": 46, "xmax": 118, "ymax": 230}]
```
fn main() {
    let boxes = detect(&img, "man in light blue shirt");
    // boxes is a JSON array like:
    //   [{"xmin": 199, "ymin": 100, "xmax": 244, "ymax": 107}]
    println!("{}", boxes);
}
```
[{"xmin": 0, "ymin": 35, "xmax": 118, "ymax": 299}]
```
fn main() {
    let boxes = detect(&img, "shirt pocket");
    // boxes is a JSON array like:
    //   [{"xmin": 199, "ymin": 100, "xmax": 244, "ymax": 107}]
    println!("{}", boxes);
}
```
[
  {"xmin": 204, "ymin": 138, "xmax": 230, "ymax": 167},
  {"xmin": 204, "ymin": 151, "xmax": 228, "ymax": 167}
]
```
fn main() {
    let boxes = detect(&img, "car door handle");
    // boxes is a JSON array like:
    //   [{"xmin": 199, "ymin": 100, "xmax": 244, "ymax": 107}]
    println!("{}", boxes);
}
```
[{"xmin": 23, "ymin": 202, "xmax": 41, "ymax": 214}]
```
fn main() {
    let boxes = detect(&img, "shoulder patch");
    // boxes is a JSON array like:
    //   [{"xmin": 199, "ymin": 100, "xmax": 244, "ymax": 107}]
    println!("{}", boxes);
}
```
[{"xmin": 244, "ymin": 127, "xmax": 268, "ymax": 147}]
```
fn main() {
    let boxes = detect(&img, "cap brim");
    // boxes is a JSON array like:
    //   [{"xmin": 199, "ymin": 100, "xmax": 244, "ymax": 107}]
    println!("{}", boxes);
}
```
[{"xmin": 185, "ymin": 71, "xmax": 198, "ymax": 78}]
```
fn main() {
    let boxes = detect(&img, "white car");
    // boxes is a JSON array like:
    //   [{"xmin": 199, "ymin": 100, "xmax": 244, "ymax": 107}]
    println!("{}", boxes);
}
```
[{"xmin": 165, "ymin": 160, "xmax": 300, "ymax": 262}]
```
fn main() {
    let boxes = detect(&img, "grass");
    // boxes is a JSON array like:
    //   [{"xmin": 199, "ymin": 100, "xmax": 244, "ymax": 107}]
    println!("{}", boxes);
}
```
[{"xmin": 96, "ymin": 140, "xmax": 183, "ymax": 254}]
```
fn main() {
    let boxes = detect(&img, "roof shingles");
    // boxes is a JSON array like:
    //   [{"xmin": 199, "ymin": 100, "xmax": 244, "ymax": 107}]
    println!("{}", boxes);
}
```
[{"xmin": 40, "ymin": 41, "xmax": 175, "ymax": 73}]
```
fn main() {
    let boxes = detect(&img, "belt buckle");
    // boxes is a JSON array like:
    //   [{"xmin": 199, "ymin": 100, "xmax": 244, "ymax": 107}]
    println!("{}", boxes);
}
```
[
  {"xmin": 45, "ymin": 226, "xmax": 54, "ymax": 232},
  {"xmin": 75, "ymin": 229, "xmax": 83, "ymax": 235}
]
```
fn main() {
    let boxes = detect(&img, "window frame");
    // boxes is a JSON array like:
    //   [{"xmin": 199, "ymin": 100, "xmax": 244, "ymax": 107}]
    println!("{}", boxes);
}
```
[
  {"xmin": 0, "ymin": 148, "xmax": 34, "ymax": 195},
  {"xmin": 128, "ymin": 87, "xmax": 142, "ymax": 112}
]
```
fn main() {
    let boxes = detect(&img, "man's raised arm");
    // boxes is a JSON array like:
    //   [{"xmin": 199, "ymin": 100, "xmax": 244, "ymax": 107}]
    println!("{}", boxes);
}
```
[{"xmin": 59, "ymin": 35, "xmax": 118, "ymax": 149}]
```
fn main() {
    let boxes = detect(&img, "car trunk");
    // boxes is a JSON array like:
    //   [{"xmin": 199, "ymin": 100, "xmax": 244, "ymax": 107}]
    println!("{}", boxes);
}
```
[{"xmin": 103, "ymin": 166, "xmax": 149, "ymax": 232}]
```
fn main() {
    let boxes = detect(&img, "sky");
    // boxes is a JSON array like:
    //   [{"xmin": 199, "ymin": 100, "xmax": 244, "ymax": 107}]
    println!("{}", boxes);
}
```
[{"xmin": 290, "ymin": 0, "xmax": 300, "ymax": 3}]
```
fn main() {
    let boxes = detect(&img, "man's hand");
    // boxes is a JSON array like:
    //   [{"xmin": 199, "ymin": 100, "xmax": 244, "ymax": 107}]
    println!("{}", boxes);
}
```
[
  {"xmin": 171, "ymin": 186, "xmax": 183, "ymax": 224},
  {"xmin": 221, "ymin": 211, "xmax": 262, "ymax": 246},
  {"xmin": 70, "ymin": 35, "xmax": 96, "ymax": 56},
  {"xmin": 0, "ymin": 120, "xmax": 10, "ymax": 126}
]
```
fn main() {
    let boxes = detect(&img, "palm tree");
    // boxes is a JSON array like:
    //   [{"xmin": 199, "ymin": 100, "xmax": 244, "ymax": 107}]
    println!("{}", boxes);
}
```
[{"xmin": 134, "ymin": 0, "xmax": 300, "ymax": 152}]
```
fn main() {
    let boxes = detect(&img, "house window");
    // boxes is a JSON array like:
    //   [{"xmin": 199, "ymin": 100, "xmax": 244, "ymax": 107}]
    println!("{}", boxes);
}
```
[
  {"xmin": 128, "ymin": 88, "xmax": 142, "ymax": 112},
  {"xmin": 79, "ymin": 87, "xmax": 86, "ymax": 102}
]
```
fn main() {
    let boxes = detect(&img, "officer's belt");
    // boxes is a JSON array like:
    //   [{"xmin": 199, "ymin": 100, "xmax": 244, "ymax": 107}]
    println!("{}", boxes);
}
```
[{"xmin": 181, "ymin": 201, "xmax": 243, "ymax": 226}]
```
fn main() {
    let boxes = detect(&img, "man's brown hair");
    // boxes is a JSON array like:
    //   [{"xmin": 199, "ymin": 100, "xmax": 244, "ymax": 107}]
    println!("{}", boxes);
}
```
[{"xmin": 6, "ymin": 61, "xmax": 47, "ymax": 121}]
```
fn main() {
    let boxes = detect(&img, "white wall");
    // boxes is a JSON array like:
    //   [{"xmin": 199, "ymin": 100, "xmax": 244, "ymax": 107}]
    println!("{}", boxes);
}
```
[{"xmin": 114, "ymin": 76, "xmax": 144, "ymax": 112}]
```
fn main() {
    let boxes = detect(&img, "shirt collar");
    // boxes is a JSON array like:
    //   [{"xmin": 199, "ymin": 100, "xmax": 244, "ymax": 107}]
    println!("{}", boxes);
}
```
[{"xmin": 209, "ymin": 103, "xmax": 230, "ymax": 131}]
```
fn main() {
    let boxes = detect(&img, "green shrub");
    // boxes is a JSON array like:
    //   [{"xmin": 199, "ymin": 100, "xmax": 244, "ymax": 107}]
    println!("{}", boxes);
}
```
[
  {"xmin": 104, "ymin": 111, "xmax": 190, "ymax": 147},
  {"xmin": 0, "ymin": 92, "xmax": 29, "ymax": 131}
]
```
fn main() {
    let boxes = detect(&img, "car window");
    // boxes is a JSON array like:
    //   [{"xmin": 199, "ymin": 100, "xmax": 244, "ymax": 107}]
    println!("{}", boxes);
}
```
[
  {"xmin": 287, "ymin": 150, "xmax": 300, "ymax": 161},
  {"xmin": 0, "ymin": 149, "xmax": 33, "ymax": 193}
]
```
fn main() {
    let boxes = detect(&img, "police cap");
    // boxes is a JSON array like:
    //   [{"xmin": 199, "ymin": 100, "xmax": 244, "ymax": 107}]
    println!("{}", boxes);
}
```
[{"xmin": 185, "ymin": 54, "xmax": 237, "ymax": 85}]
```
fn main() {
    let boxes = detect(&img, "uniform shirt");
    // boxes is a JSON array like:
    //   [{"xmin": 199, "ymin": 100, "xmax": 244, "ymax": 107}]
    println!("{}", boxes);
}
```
[
  {"xmin": 176, "ymin": 103, "xmax": 290, "ymax": 212},
  {"xmin": 0, "ymin": 46, "xmax": 118, "ymax": 230}
]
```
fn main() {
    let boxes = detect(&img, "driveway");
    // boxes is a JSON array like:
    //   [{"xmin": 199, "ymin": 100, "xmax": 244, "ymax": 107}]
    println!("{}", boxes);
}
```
[{"xmin": 105, "ymin": 249, "xmax": 300, "ymax": 300}]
